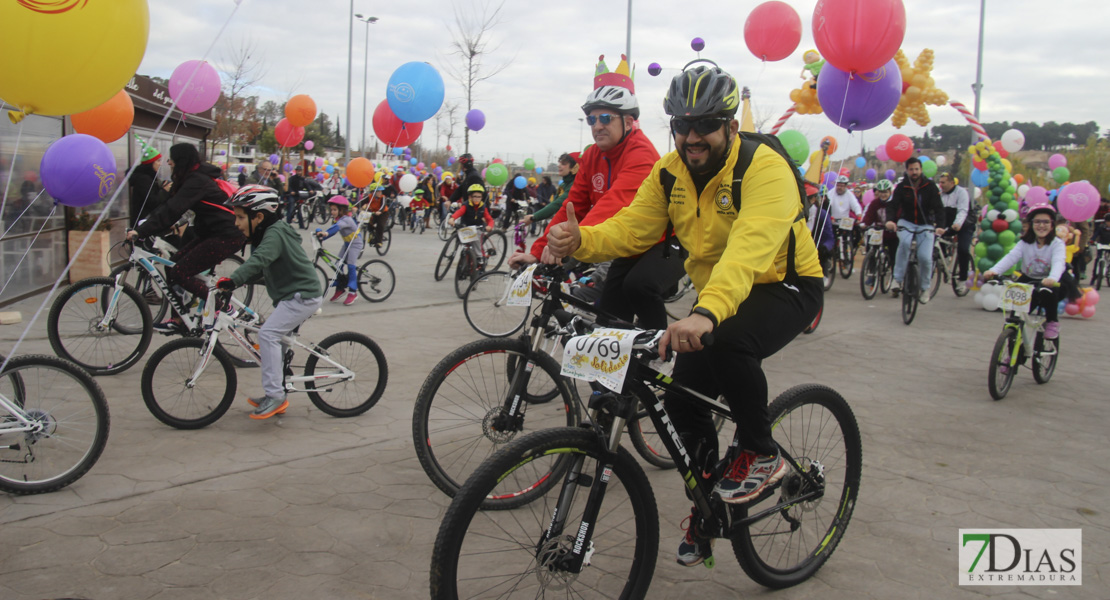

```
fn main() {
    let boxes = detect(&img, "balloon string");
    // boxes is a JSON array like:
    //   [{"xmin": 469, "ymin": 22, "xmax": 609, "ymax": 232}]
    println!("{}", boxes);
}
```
[
  {"xmin": 0, "ymin": 120, "xmax": 26, "ymax": 227},
  {"xmin": 133, "ymin": 117, "xmax": 185, "ymax": 222},
  {"xmin": 0, "ymin": 190, "xmax": 47, "ymax": 242},
  {"xmin": 0, "ymin": 203, "xmax": 57, "ymax": 300}
]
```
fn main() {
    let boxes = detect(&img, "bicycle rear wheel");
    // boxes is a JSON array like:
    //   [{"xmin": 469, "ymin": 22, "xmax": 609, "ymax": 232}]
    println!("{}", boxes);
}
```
[
  {"xmin": 901, "ymin": 264, "xmax": 919, "ymax": 325},
  {"xmin": 430, "ymin": 428, "xmax": 658, "ymax": 599},
  {"xmin": 413, "ymin": 337, "xmax": 580, "ymax": 504},
  {"xmin": 731, "ymin": 384, "xmax": 862, "ymax": 589},
  {"xmin": 929, "ymin": 252, "xmax": 942, "ymax": 300},
  {"xmin": 988, "ymin": 327, "xmax": 1019, "ymax": 400},
  {"xmin": 305, "ymin": 332, "xmax": 388, "ymax": 417},
  {"xmin": 356, "ymin": 259, "xmax": 396, "ymax": 302},
  {"xmin": 48, "ymin": 277, "xmax": 152, "ymax": 376},
  {"xmin": 482, "ymin": 229, "xmax": 508, "ymax": 271},
  {"xmin": 0, "ymin": 355, "xmax": 110, "ymax": 495},
  {"xmin": 1032, "ymin": 332, "xmax": 1058, "ymax": 384},
  {"xmin": 435, "ymin": 237, "xmax": 460, "ymax": 281},
  {"xmin": 141, "ymin": 338, "xmax": 237, "ymax": 429},
  {"xmin": 463, "ymin": 271, "xmax": 530, "ymax": 337},
  {"xmin": 375, "ymin": 228, "xmax": 391, "ymax": 256}
]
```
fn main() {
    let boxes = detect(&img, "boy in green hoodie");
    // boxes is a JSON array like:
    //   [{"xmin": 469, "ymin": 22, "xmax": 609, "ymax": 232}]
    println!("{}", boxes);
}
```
[{"xmin": 217, "ymin": 185, "xmax": 323, "ymax": 419}]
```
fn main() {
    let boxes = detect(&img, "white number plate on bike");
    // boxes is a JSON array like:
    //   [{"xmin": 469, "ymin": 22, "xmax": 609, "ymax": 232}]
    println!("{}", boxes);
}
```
[
  {"xmin": 506, "ymin": 265, "xmax": 537, "ymax": 307},
  {"xmin": 357, "ymin": 210, "xmax": 372, "ymax": 224},
  {"xmin": 868, "ymin": 229, "xmax": 883, "ymax": 245},
  {"xmin": 561, "ymin": 328, "xmax": 637, "ymax": 392},
  {"xmin": 458, "ymin": 226, "xmax": 480, "ymax": 244},
  {"xmin": 413, "ymin": 209, "xmax": 425, "ymax": 217},
  {"xmin": 839, "ymin": 218, "xmax": 854, "ymax": 230},
  {"xmin": 1001, "ymin": 282, "xmax": 1034, "ymax": 314}
]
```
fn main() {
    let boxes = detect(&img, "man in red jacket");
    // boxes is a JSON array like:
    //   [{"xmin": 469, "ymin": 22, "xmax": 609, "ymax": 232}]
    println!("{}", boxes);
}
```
[{"xmin": 510, "ymin": 54, "xmax": 684, "ymax": 328}]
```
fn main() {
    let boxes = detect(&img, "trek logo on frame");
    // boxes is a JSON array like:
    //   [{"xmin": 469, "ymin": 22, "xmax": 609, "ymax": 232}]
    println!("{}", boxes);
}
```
[{"xmin": 959, "ymin": 529, "xmax": 1081, "ymax": 585}]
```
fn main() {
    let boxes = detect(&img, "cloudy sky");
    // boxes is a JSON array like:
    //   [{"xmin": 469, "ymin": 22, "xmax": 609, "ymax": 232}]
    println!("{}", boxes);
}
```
[{"xmin": 138, "ymin": 0, "xmax": 1108, "ymax": 165}]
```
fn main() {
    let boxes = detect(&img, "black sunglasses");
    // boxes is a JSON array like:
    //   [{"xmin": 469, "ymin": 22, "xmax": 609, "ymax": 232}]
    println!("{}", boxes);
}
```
[
  {"xmin": 586, "ymin": 113, "xmax": 619, "ymax": 126},
  {"xmin": 671, "ymin": 117, "xmax": 729, "ymax": 136}
]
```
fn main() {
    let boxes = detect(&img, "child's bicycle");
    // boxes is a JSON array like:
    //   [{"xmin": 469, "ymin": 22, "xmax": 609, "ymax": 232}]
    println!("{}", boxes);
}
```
[
  {"xmin": 428, "ymin": 266, "xmax": 861, "ymax": 597},
  {"xmin": 140, "ymin": 289, "xmax": 388, "ymax": 429},
  {"xmin": 47, "ymin": 238, "xmax": 260, "ymax": 375},
  {"xmin": 310, "ymin": 234, "xmax": 396, "ymax": 303},
  {"xmin": 987, "ymin": 280, "xmax": 1060, "ymax": 400}
]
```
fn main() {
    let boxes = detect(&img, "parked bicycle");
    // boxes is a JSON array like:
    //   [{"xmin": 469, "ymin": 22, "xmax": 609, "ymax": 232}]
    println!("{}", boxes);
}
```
[
  {"xmin": 310, "ymin": 235, "xmax": 396, "ymax": 303},
  {"xmin": 986, "ymin": 280, "xmax": 1060, "ymax": 400},
  {"xmin": 140, "ymin": 289, "xmax": 388, "ymax": 429},
  {"xmin": 1090, "ymin": 239, "xmax": 1110, "ymax": 291}
]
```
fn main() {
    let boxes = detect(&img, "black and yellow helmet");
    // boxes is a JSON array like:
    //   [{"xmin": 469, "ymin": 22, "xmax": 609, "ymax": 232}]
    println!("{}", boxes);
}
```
[{"xmin": 664, "ymin": 61, "xmax": 740, "ymax": 119}]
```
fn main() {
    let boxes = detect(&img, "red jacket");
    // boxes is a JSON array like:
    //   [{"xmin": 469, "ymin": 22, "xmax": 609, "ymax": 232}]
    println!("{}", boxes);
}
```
[{"xmin": 530, "ymin": 128, "xmax": 659, "ymax": 259}]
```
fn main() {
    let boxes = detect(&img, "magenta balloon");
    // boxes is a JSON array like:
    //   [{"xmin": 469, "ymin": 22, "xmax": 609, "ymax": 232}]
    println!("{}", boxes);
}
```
[
  {"xmin": 304, "ymin": 140, "xmax": 314, "ymax": 151},
  {"xmin": 865, "ymin": 168, "xmax": 877, "ymax": 181},
  {"xmin": 648, "ymin": 62, "xmax": 662, "ymax": 76},
  {"xmin": 315, "ymin": 157, "xmax": 325, "ymax": 168},
  {"xmin": 168, "ymin": 60, "xmax": 222, "ymax": 114},
  {"xmin": 40, "ymin": 134, "xmax": 117, "ymax": 208},
  {"xmin": 862, "ymin": 189, "xmax": 875, "ymax": 207},
  {"xmin": 1048, "ymin": 154, "xmax": 1067, "ymax": 170},
  {"xmin": 466, "ymin": 109, "xmax": 486, "ymax": 131},
  {"xmin": 1024, "ymin": 186, "xmax": 1048, "ymax": 206},
  {"xmin": 875, "ymin": 144, "xmax": 889, "ymax": 162},
  {"xmin": 1058, "ymin": 181, "xmax": 1100, "ymax": 222},
  {"xmin": 817, "ymin": 58, "xmax": 901, "ymax": 132}
]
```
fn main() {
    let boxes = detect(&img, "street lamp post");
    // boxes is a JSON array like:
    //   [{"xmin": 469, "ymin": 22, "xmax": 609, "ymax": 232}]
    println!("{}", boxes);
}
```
[
  {"xmin": 355, "ymin": 14, "xmax": 379, "ymax": 158},
  {"xmin": 968, "ymin": 0, "xmax": 986, "ymax": 202},
  {"xmin": 345, "ymin": 1, "xmax": 354, "ymax": 165}
]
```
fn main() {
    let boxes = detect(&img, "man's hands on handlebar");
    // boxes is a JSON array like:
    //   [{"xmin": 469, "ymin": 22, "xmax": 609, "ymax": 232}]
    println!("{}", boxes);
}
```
[{"xmin": 658, "ymin": 313, "xmax": 714, "ymax": 360}]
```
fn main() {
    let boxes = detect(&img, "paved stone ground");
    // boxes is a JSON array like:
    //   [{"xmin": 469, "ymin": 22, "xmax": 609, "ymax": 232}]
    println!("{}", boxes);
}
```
[{"xmin": 1, "ymin": 225, "xmax": 1107, "ymax": 599}]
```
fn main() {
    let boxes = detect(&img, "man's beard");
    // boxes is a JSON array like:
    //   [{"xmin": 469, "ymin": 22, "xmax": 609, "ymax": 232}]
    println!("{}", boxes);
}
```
[{"xmin": 681, "ymin": 141, "xmax": 725, "ymax": 175}]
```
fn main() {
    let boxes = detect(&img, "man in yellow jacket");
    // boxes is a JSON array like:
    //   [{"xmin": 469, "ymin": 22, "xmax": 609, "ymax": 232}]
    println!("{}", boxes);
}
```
[{"xmin": 548, "ymin": 61, "xmax": 824, "ymax": 568}]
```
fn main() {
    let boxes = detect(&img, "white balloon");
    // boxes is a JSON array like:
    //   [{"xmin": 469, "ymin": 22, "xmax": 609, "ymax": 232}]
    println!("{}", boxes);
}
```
[
  {"xmin": 987, "ymin": 209, "xmax": 1000, "ymax": 222},
  {"xmin": 1017, "ymin": 184, "xmax": 1030, "ymax": 199},
  {"xmin": 935, "ymin": 155, "xmax": 947, "ymax": 166},
  {"xmin": 982, "ymin": 294, "xmax": 1000, "ymax": 312},
  {"xmin": 1009, "ymin": 178, "xmax": 1017, "ymax": 190},
  {"xmin": 974, "ymin": 187, "xmax": 983, "ymax": 199},
  {"xmin": 398, "ymin": 173, "xmax": 418, "ymax": 192},
  {"xmin": 973, "ymin": 291, "xmax": 984, "ymax": 308},
  {"xmin": 1001, "ymin": 129, "xmax": 1025, "ymax": 153},
  {"xmin": 1003, "ymin": 209, "xmax": 1018, "ymax": 222}
]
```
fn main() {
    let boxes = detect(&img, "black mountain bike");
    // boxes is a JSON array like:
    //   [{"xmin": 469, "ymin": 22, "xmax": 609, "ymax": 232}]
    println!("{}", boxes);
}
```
[
  {"xmin": 859, "ymin": 227, "xmax": 893, "ymax": 300},
  {"xmin": 897, "ymin": 226, "xmax": 932, "ymax": 326}
]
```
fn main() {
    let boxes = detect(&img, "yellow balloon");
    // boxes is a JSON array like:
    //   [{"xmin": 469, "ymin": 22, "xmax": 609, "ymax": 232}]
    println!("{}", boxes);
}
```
[
  {"xmin": 1001, "ymin": 158, "xmax": 1012, "ymax": 172},
  {"xmin": 1, "ymin": 1, "xmax": 149, "ymax": 122}
]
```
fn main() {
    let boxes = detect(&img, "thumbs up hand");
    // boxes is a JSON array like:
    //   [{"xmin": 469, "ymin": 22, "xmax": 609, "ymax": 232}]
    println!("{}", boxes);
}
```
[{"xmin": 547, "ymin": 203, "xmax": 582, "ymax": 259}]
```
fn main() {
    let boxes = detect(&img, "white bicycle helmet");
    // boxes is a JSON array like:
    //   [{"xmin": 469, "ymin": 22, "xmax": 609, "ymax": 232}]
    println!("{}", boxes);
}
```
[
  {"xmin": 581, "ymin": 85, "xmax": 640, "ymax": 119},
  {"xmin": 836, "ymin": 175, "xmax": 850, "ymax": 184},
  {"xmin": 225, "ymin": 184, "xmax": 280, "ymax": 215}
]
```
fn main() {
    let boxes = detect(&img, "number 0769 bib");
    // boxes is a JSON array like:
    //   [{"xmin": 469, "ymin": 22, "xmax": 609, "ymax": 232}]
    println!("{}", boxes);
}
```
[{"xmin": 560, "ymin": 328, "xmax": 637, "ymax": 392}]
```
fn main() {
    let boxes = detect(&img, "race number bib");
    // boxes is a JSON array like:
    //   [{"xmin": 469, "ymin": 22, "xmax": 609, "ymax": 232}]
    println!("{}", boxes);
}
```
[
  {"xmin": 868, "ymin": 229, "xmax": 884, "ymax": 245},
  {"xmin": 413, "ymin": 208, "xmax": 425, "ymax": 217},
  {"xmin": 458, "ymin": 226, "xmax": 480, "ymax": 244},
  {"xmin": 506, "ymin": 265, "xmax": 537, "ymax": 307},
  {"xmin": 838, "ymin": 218, "xmax": 855, "ymax": 230},
  {"xmin": 1000, "ymin": 282, "xmax": 1033, "ymax": 314},
  {"xmin": 357, "ymin": 210, "xmax": 373, "ymax": 224},
  {"xmin": 561, "ymin": 328, "xmax": 637, "ymax": 392}
]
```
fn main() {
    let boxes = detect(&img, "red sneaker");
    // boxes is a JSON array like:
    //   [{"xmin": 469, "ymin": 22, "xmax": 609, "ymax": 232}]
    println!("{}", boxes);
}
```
[
  {"xmin": 329, "ymin": 288, "xmax": 345, "ymax": 302},
  {"xmin": 343, "ymin": 292, "xmax": 357, "ymax": 306}
]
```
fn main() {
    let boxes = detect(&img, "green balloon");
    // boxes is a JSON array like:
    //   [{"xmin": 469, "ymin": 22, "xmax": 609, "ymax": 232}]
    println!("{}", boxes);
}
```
[
  {"xmin": 978, "ymin": 257, "xmax": 995, "ymax": 273},
  {"xmin": 922, "ymin": 161, "xmax": 938, "ymax": 178},
  {"xmin": 1001, "ymin": 192, "xmax": 1013, "ymax": 203},
  {"xmin": 1006, "ymin": 185, "xmax": 1016, "ymax": 194},
  {"xmin": 523, "ymin": 158, "xmax": 536, "ymax": 170},
  {"xmin": 987, "ymin": 244, "xmax": 1004, "ymax": 260},
  {"xmin": 1007, "ymin": 200, "xmax": 1019, "ymax": 211},
  {"xmin": 994, "ymin": 201, "xmax": 1008, "ymax": 212},
  {"xmin": 1052, "ymin": 166, "xmax": 1070, "ymax": 184},
  {"xmin": 1009, "ymin": 219, "xmax": 1023, "ymax": 233},
  {"xmin": 998, "ymin": 230, "xmax": 1015, "ymax": 246},
  {"xmin": 485, "ymin": 162, "xmax": 509, "ymax": 186},
  {"xmin": 975, "ymin": 242, "xmax": 988, "ymax": 258},
  {"xmin": 777, "ymin": 130, "xmax": 810, "ymax": 166},
  {"xmin": 979, "ymin": 229, "xmax": 998, "ymax": 245}
]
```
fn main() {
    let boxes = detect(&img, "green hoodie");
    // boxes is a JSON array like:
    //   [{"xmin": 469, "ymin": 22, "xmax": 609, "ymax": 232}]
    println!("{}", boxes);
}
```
[{"xmin": 229, "ymin": 220, "xmax": 321, "ymax": 304}]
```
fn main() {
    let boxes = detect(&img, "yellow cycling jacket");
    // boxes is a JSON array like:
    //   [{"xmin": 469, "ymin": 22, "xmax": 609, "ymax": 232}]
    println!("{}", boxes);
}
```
[{"xmin": 575, "ymin": 136, "xmax": 823, "ymax": 324}]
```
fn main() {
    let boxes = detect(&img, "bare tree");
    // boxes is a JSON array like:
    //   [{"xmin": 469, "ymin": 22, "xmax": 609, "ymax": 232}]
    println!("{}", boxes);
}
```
[
  {"xmin": 441, "ymin": 0, "xmax": 514, "ymax": 153},
  {"xmin": 444, "ymin": 101, "xmax": 461, "ymax": 154},
  {"xmin": 216, "ymin": 39, "xmax": 266, "ymax": 163}
]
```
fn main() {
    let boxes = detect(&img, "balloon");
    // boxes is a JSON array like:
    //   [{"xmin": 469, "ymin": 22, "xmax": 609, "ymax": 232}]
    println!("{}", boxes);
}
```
[
  {"xmin": 1081, "ymin": 305, "xmax": 1096, "ymax": 319},
  {"xmin": 885, "ymin": 134, "xmax": 914, "ymax": 162},
  {"xmin": 865, "ymin": 168, "xmax": 877, "ymax": 181},
  {"xmin": 283, "ymin": 163, "xmax": 292, "ymax": 173},
  {"xmin": 448, "ymin": 156, "xmax": 456, "ymax": 166},
  {"xmin": 821, "ymin": 136, "xmax": 839, "ymax": 155},
  {"xmin": 1025, "ymin": 186, "xmax": 1048, "ymax": 206},
  {"xmin": 372, "ymin": 99, "xmax": 423, "ymax": 146},
  {"xmin": 304, "ymin": 140, "xmax": 315, "ymax": 151},
  {"xmin": 398, "ymin": 173, "xmax": 418, "ymax": 193},
  {"xmin": 648, "ymin": 63, "xmax": 662, "ymax": 76},
  {"xmin": 446, "ymin": 145, "xmax": 452, "ymax": 151},
  {"xmin": 890, "ymin": 48, "xmax": 949, "ymax": 129},
  {"xmin": 514, "ymin": 176, "xmax": 527, "ymax": 189},
  {"xmin": 1017, "ymin": 184, "xmax": 1029, "ymax": 199},
  {"xmin": 812, "ymin": 0, "xmax": 906, "ymax": 74},
  {"xmin": 346, "ymin": 157, "xmax": 375, "ymax": 188},
  {"xmin": 875, "ymin": 144, "xmax": 889, "ymax": 162},
  {"xmin": 485, "ymin": 163, "xmax": 508, "ymax": 186},
  {"xmin": 392, "ymin": 147, "xmax": 404, "ymax": 156},
  {"xmin": 1057, "ymin": 181, "xmax": 1100, "ymax": 222},
  {"xmin": 0, "ymin": 0, "xmax": 149, "ymax": 121},
  {"xmin": 315, "ymin": 157, "xmax": 325, "ymax": 168},
  {"xmin": 278, "ymin": 174, "xmax": 286, "ymax": 183},
  {"xmin": 1013, "ymin": 174, "xmax": 1025, "ymax": 185},
  {"xmin": 274, "ymin": 118, "xmax": 306, "ymax": 148},
  {"xmin": 974, "ymin": 187, "xmax": 982, "ymax": 199},
  {"xmin": 919, "ymin": 155, "xmax": 930, "ymax": 163},
  {"xmin": 524, "ymin": 158, "xmax": 536, "ymax": 170},
  {"xmin": 325, "ymin": 165, "xmax": 335, "ymax": 174},
  {"xmin": 991, "ymin": 141, "xmax": 1009, "ymax": 160},
  {"xmin": 691, "ymin": 37, "xmax": 705, "ymax": 52},
  {"xmin": 1048, "ymin": 154, "xmax": 1067, "ymax": 170},
  {"xmin": 1052, "ymin": 167, "xmax": 1070, "ymax": 185},
  {"xmin": 168, "ymin": 60, "xmax": 222, "ymax": 114},
  {"xmin": 991, "ymin": 219, "xmax": 1009, "ymax": 233},
  {"xmin": 1065, "ymin": 302, "xmax": 1080, "ymax": 316},
  {"xmin": 774, "ymin": 130, "xmax": 809, "ymax": 166},
  {"xmin": 1001, "ymin": 129, "xmax": 1025, "ymax": 153},
  {"xmin": 40, "ymin": 134, "xmax": 117, "ymax": 208},
  {"xmin": 823, "ymin": 172, "xmax": 837, "ymax": 188},
  {"xmin": 285, "ymin": 95, "xmax": 317, "ymax": 127},
  {"xmin": 466, "ymin": 109, "xmax": 486, "ymax": 131},
  {"xmin": 975, "ymin": 242, "xmax": 988, "ymax": 258},
  {"xmin": 744, "ymin": 1, "xmax": 803, "ymax": 62},
  {"xmin": 269, "ymin": 154, "xmax": 280, "ymax": 164},
  {"xmin": 862, "ymin": 189, "xmax": 874, "ymax": 206},
  {"xmin": 854, "ymin": 156, "xmax": 866, "ymax": 169},
  {"xmin": 386, "ymin": 61, "xmax": 445, "ymax": 123},
  {"xmin": 70, "ymin": 90, "xmax": 134, "ymax": 143},
  {"xmin": 536, "ymin": 167, "xmax": 544, "ymax": 174},
  {"xmin": 417, "ymin": 161, "xmax": 426, "ymax": 169},
  {"xmin": 839, "ymin": 167, "xmax": 851, "ymax": 177},
  {"xmin": 886, "ymin": 169, "xmax": 896, "ymax": 181},
  {"xmin": 492, "ymin": 158, "xmax": 503, "ymax": 164},
  {"xmin": 409, "ymin": 158, "xmax": 418, "ymax": 166},
  {"xmin": 935, "ymin": 155, "xmax": 947, "ymax": 166},
  {"xmin": 817, "ymin": 59, "xmax": 901, "ymax": 132},
  {"xmin": 922, "ymin": 161, "xmax": 937, "ymax": 178},
  {"xmin": 404, "ymin": 147, "xmax": 412, "ymax": 156}
]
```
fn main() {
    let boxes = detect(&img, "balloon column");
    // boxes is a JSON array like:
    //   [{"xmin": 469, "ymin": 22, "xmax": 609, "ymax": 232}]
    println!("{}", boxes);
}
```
[
  {"xmin": 789, "ymin": 49, "xmax": 824, "ymax": 115},
  {"xmin": 891, "ymin": 49, "xmax": 949, "ymax": 129},
  {"xmin": 970, "ymin": 139, "xmax": 1022, "ymax": 296}
]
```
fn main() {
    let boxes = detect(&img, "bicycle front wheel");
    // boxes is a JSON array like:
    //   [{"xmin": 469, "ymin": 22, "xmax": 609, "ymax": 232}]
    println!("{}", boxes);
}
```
[
  {"xmin": 48, "ymin": 277, "xmax": 152, "ymax": 376},
  {"xmin": 375, "ymin": 228, "xmax": 391, "ymax": 256},
  {"xmin": 141, "ymin": 338, "xmax": 237, "ymax": 429},
  {"xmin": 463, "ymin": 271, "xmax": 529, "ymax": 337},
  {"xmin": 1032, "ymin": 333, "xmax": 1059, "ymax": 384},
  {"xmin": 0, "ymin": 355, "xmax": 110, "ymax": 495},
  {"xmin": 482, "ymin": 230, "xmax": 508, "ymax": 272},
  {"xmin": 901, "ymin": 264, "xmax": 919, "ymax": 325},
  {"xmin": 109, "ymin": 262, "xmax": 168, "ymax": 326},
  {"xmin": 304, "ymin": 332, "xmax": 388, "ymax": 417},
  {"xmin": 929, "ymin": 253, "xmax": 942, "ymax": 300},
  {"xmin": 357, "ymin": 259, "xmax": 396, "ymax": 302},
  {"xmin": 837, "ymin": 238, "xmax": 853, "ymax": 279},
  {"xmin": 454, "ymin": 247, "xmax": 478, "ymax": 299},
  {"xmin": 731, "ymin": 384, "xmax": 862, "ymax": 589},
  {"xmin": 879, "ymin": 251, "xmax": 893, "ymax": 293},
  {"xmin": 413, "ymin": 337, "xmax": 580, "ymax": 503},
  {"xmin": 435, "ymin": 236, "xmax": 460, "ymax": 281},
  {"xmin": 859, "ymin": 248, "xmax": 880, "ymax": 300},
  {"xmin": 430, "ymin": 428, "xmax": 658, "ymax": 600},
  {"xmin": 988, "ymin": 327, "xmax": 1019, "ymax": 400}
]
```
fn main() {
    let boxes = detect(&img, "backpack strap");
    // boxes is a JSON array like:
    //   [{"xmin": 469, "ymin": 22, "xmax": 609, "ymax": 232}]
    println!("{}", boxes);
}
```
[
  {"xmin": 660, "ymin": 168, "xmax": 678, "ymax": 259},
  {"xmin": 733, "ymin": 135, "xmax": 802, "ymax": 283}
]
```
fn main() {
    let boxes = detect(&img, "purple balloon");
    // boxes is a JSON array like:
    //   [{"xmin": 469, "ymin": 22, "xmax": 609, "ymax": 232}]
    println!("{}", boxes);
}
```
[
  {"xmin": 447, "ymin": 156, "xmax": 456, "ymax": 165},
  {"xmin": 269, "ymin": 154, "xmax": 280, "ymax": 164},
  {"xmin": 40, "ymin": 134, "xmax": 117, "ymax": 208},
  {"xmin": 885, "ymin": 169, "xmax": 896, "ymax": 181},
  {"xmin": 817, "ymin": 58, "xmax": 902, "ymax": 133},
  {"xmin": 283, "ymin": 163, "xmax": 292, "ymax": 172},
  {"xmin": 823, "ymin": 172, "xmax": 837, "ymax": 188},
  {"xmin": 691, "ymin": 37, "xmax": 705, "ymax": 52},
  {"xmin": 648, "ymin": 62, "xmax": 662, "ymax": 76},
  {"xmin": 238, "ymin": 165, "xmax": 246, "ymax": 173},
  {"xmin": 168, "ymin": 60, "xmax": 222, "ymax": 114},
  {"xmin": 466, "ymin": 109, "xmax": 486, "ymax": 131},
  {"xmin": 865, "ymin": 168, "xmax": 877, "ymax": 181}
]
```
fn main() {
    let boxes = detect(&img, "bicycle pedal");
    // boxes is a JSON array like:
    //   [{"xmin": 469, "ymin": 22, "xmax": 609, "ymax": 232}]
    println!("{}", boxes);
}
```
[{"xmin": 702, "ymin": 555, "xmax": 715, "ymax": 569}]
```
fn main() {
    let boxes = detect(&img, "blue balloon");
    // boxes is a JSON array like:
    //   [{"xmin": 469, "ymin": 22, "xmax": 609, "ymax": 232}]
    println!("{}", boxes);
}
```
[
  {"xmin": 326, "ymin": 165, "xmax": 335, "ymax": 174},
  {"xmin": 392, "ymin": 147, "xmax": 403, "ymax": 156},
  {"xmin": 514, "ymin": 176, "xmax": 527, "ymax": 189},
  {"xmin": 855, "ymin": 157, "xmax": 866, "ymax": 168},
  {"xmin": 919, "ymin": 155, "xmax": 931, "ymax": 163},
  {"xmin": 409, "ymin": 157, "xmax": 418, "ymax": 166},
  {"xmin": 386, "ymin": 61, "xmax": 445, "ymax": 123},
  {"xmin": 535, "ymin": 167, "xmax": 543, "ymax": 174}
]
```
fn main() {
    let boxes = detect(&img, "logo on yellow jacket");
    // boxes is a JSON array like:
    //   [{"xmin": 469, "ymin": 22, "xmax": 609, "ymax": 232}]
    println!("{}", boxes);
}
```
[{"xmin": 715, "ymin": 188, "xmax": 734, "ymax": 212}]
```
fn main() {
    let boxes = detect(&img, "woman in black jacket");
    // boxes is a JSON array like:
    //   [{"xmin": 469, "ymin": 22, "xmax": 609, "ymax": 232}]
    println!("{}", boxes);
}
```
[
  {"xmin": 127, "ymin": 140, "xmax": 170, "ymax": 227},
  {"xmin": 127, "ymin": 143, "xmax": 246, "ymax": 332}
]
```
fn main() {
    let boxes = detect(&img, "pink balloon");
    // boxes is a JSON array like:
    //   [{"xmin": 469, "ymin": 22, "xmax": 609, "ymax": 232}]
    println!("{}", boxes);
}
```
[
  {"xmin": 304, "ymin": 140, "xmax": 315, "ymax": 151},
  {"xmin": 1085, "ymin": 289, "xmax": 1100, "ymax": 306},
  {"xmin": 744, "ymin": 1, "xmax": 803, "ymax": 62},
  {"xmin": 1064, "ymin": 302, "xmax": 1080, "ymax": 316},
  {"xmin": 875, "ymin": 144, "xmax": 889, "ymax": 162},
  {"xmin": 315, "ymin": 157, "xmax": 325, "ymax": 168},
  {"xmin": 862, "ymin": 189, "xmax": 875, "ymax": 207},
  {"xmin": 1024, "ymin": 186, "xmax": 1048, "ymax": 206},
  {"xmin": 168, "ymin": 60, "xmax": 222, "ymax": 114},
  {"xmin": 1048, "ymin": 153, "xmax": 1067, "ymax": 170},
  {"xmin": 1057, "ymin": 181, "xmax": 1100, "ymax": 222},
  {"xmin": 812, "ymin": 0, "xmax": 907, "ymax": 74},
  {"xmin": 1081, "ymin": 305, "xmax": 1096, "ymax": 318},
  {"xmin": 275, "ymin": 118, "xmax": 305, "ymax": 148}
]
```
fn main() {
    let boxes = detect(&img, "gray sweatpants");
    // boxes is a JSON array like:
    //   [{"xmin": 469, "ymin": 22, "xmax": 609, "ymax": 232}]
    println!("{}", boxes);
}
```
[{"xmin": 258, "ymin": 292, "xmax": 323, "ymax": 399}]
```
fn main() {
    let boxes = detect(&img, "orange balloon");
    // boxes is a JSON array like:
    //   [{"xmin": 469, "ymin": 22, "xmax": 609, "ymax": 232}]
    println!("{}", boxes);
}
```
[
  {"xmin": 820, "ymin": 136, "xmax": 838, "ymax": 155},
  {"xmin": 346, "ymin": 157, "xmax": 375, "ymax": 188},
  {"xmin": 70, "ymin": 90, "xmax": 134, "ymax": 143},
  {"xmin": 285, "ymin": 94, "xmax": 317, "ymax": 127},
  {"xmin": 1014, "ymin": 174, "xmax": 1025, "ymax": 185}
]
